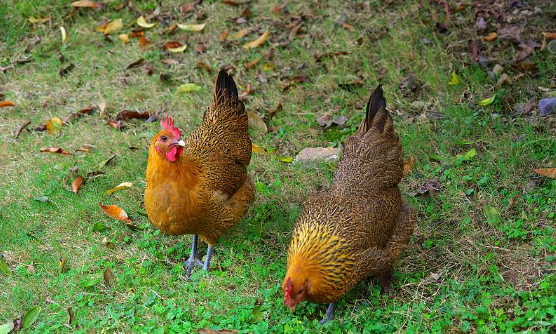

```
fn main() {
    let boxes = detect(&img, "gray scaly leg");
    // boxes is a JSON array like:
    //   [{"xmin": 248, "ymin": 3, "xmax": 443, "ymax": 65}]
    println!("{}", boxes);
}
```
[
  {"xmin": 202, "ymin": 244, "xmax": 214, "ymax": 272},
  {"xmin": 184, "ymin": 235, "xmax": 203, "ymax": 278},
  {"xmin": 319, "ymin": 303, "xmax": 335, "ymax": 325}
]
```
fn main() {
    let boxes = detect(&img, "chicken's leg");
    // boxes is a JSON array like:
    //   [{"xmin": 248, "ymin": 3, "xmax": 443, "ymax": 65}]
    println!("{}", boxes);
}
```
[
  {"xmin": 202, "ymin": 245, "xmax": 214, "ymax": 272},
  {"xmin": 318, "ymin": 303, "xmax": 335, "ymax": 325},
  {"xmin": 378, "ymin": 266, "xmax": 393, "ymax": 294},
  {"xmin": 184, "ymin": 234, "xmax": 203, "ymax": 278}
]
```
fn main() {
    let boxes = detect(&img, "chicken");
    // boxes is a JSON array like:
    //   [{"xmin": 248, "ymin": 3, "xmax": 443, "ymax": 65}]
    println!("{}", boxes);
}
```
[
  {"xmin": 144, "ymin": 70, "xmax": 254, "ymax": 278},
  {"xmin": 282, "ymin": 85, "xmax": 415, "ymax": 324}
]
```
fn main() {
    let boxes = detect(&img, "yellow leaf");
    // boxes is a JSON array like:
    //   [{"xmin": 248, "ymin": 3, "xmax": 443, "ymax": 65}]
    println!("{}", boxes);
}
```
[
  {"xmin": 233, "ymin": 29, "xmax": 250, "ymax": 39},
  {"xmin": 137, "ymin": 15, "xmax": 156, "ymax": 28},
  {"xmin": 176, "ymin": 83, "xmax": 202, "ymax": 94},
  {"xmin": 448, "ymin": 70, "xmax": 459, "ymax": 86},
  {"xmin": 99, "ymin": 203, "xmax": 132, "ymax": 223},
  {"xmin": 29, "ymin": 17, "xmax": 50, "ymax": 23},
  {"xmin": 60, "ymin": 26, "xmax": 67, "ymax": 43},
  {"xmin": 104, "ymin": 182, "xmax": 133, "ymax": 196},
  {"xmin": 262, "ymin": 63, "xmax": 274, "ymax": 71},
  {"xmin": 252, "ymin": 143, "xmax": 266, "ymax": 154},
  {"xmin": 119, "ymin": 34, "xmax": 129, "ymax": 43},
  {"xmin": 247, "ymin": 110, "xmax": 268, "ymax": 133},
  {"xmin": 102, "ymin": 19, "xmax": 123, "ymax": 35},
  {"xmin": 168, "ymin": 45, "xmax": 187, "ymax": 53},
  {"xmin": 482, "ymin": 32, "xmax": 497, "ymax": 41},
  {"xmin": 177, "ymin": 23, "xmax": 206, "ymax": 32},
  {"xmin": 243, "ymin": 30, "xmax": 270, "ymax": 49},
  {"xmin": 278, "ymin": 156, "xmax": 293, "ymax": 163},
  {"xmin": 534, "ymin": 168, "xmax": 556, "ymax": 179},
  {"xmin": 478, "ymin": 95, "xmax": 496, "ymax": 106},
  {"xmin": 46, "ymin": 117, "xmax": 63, "ymax": 134},
  {"xmin": 71, "ymin": 1, "xmax": 98, "ymax": 8}
]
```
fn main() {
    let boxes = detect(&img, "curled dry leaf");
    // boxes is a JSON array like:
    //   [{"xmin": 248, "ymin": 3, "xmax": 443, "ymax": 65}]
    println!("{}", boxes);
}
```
[
  {"xmin": 534, "ymin": 168, "xmax": 556, "ymax": 179},
  {"xmin": 137, "ymin": 16, "xmax": 156, "ymax": 28},
  {"xmin": 104, "ymin": 182, "xmax": 133, "ymax": 196},
  {"xmin": 107, "ymin": 119, "xmax": 122, "ymax": 129},
  {"xmin": 119, "ymin": 34, "xmax": 130, "ymax": 43},
  {"xmin": 99, "ymin": 203, "xmax": 132, "ymax": 223},
  {"xmin": 196, "ymin": 62, "xmax": 212, "ymax": 73},
  {"xmin": 103, "ymin": 268, "xmax": 116, "ymax": 287},
  {"xmin": 100, "ymin": 19, "xmax": 123, "ymax": 35},
  {"xmin": 139, "ymin": 33, "xmax": 151, "ymax": 52},
  {"xmin": 233, "ymin": 29, "xmax": 250, "ymax": 39},
  {"xmin": 60, "ymin": 26, "xmax": 67, "ymax": 43},
  {"xmin": 71, "ymin": 1, "xmax": 98, "ymax": 8},
  {"xmin": 243, "ymin": 30, "xmax": 270, "ymax": 49},
  {"xmin": 403, "ymin": 155, "xmax": 415, "ymax": 177},
  {"xmin": 245, "ymin": 55, "xmax": 262, "ymax": 69},
  {"xmin": 126, "ymin": 58, "xmax": 145, "ymax": 69},
  {"xmin": 220, "ymin": 30, "xmax": 229, "ymax": 42},
  {"xmin": 247, "ymin": 110, "xmax": 267, "ymax": 133},
  {"xmin": 46, "ymin": 117, "xmax": 63, "ymax": 134},
  {"xmin": 177, "ymin": 23, "xmax": 206, "ymax": 32},
  {"xmin": 0, "ymin": 101, "xmax": 15, "ymax": 108},
  {"xmin": 116, "ymin": 110, "xmax": 150, "ymax": 121},
  {"xmin": 71, "ymin": 176, "xmax": 85, "ymax": 194},
  {"xmin": 67, "ymin": 307, "xmax": 74, "ymax": 325},
  {"xmin": 14, "ymin": 120, "xmax": 31, "ymax": 139},
  {"xmin": 482, "ymin": 32, "xmax": 497, "ymax": 41},
  {"xmin": 542, "ymin": 32, "xmax": 556, "ymax": 39},
  {"xmin": 29, "ymin": 17, "xmax": 50, "ymax": 23},
  {"xmin": 40, "ymin": 147, "xmax": 72, "ymax": 155}
]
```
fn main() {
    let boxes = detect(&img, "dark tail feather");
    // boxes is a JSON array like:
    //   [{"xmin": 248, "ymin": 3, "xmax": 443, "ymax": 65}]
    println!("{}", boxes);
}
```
[
  {"xmin": 363, "ymin": 85, "xmax": 391, "ymax": 133},
  {"xmin": 215, "ymin": 69, "xmax": 239, "ymax": 101}
]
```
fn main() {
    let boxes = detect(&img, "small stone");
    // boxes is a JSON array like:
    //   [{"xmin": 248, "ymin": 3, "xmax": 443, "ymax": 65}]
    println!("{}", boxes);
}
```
[
  {"xmin": 492, "ymin": 64, "xmax": 504, "ymax": 77},
  {"xmin": 295, "ymin": 147, "xmax": 341, "ymax": 163}
]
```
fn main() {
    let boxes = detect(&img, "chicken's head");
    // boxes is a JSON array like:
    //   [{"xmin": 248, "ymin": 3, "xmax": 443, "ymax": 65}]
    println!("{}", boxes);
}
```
[
  {"xmin": 283, "ymin": 276, "xmax": 309, "ymax": 312},
  {"xmin": 154, "ymin": 115, "xmax": 185, "ymax": 162}
]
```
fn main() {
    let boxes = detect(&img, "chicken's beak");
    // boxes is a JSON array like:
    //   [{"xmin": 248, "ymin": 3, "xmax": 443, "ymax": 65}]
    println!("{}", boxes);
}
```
[{"xmin": 174, "ymin": 140, "xmax": 185, "ymax": 147}]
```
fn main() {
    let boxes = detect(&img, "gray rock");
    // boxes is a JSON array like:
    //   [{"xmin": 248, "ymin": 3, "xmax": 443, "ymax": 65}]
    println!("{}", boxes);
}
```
[{"xmin": 295, "ymin": 147, "xmax": 341, "ymax": 163}]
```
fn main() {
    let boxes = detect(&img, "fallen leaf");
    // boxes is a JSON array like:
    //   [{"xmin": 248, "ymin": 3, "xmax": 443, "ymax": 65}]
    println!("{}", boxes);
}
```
[
  {"xmin": 223, "ymin": 0, "xmax": 241, "ymax": 5},
  {"xmin": 168, "ymin": 45, "xmax": 187, "ymax": 53},
  {"xmin": 0, "ymin": 101, "xmax": 15, "ymax": 108},
  {"xmin": 99, "ymin": 203, "xmax": 132, "ymax": 223},
  {"xmin": 116, "ymin": 110, "xmax": 150, "ymax": 121},
  {"xmin": 27, "ymin": 261, "xmax": 35, "ymax": 274},
  {"xmin": 104, "ymin": 182, "xmax": 133, "ymax": 196},
  {"xmin": 196, "ymin": 62, "xmax": 212, "ymax": 73},
  {"xmin": 46, "ymin": 117, "xmax": 63, "ymax": 134},
  {"xmin": 243, "ymin": 30, "xmax": 270, "ymax": 49},
  {"xmin": 137, "ymin": 15, "xmax": 156, "ymax": 28},
  {"xmin": 119, "ymin": 34, "xmax": 130, "ymax": 43},
  {"xmin": 478, "ymin": 95, "xmax": 496, "ymax": 106},
  {"xmin": 58, "ymin": 257, "xmax": 66, "ymax": 274},
  {"xmin": 34, "ymin": 196, "xmax": 49, "ymax": 202},
  {"xmin": 247, "ymin": 110, "xmax": 267, "ymax": 133},
  {"xmin": 534, "ymin": 168, "xmax": 556, "ymax": 179},
  {"xmin": 103, "ymin": 268, "xmax": 115, "ymax": 286},
  {"xmin": 14, "ymin": 120, "xmax": 31, "ymax": 139},
  {"xmin": 177, "ymin": 83, "xmax": 202, "ymax": 94},
  {"xmin": 76, "ymin": 145, "xmax": 91, "ymax": 153},
  {"xmin": 270, "ymin": 5, "xmax": 281, "ymax": 15},
  {"xmin": 448, "ymin": 70, "xmax": 459, "ymax": 86},
  {"xmin": 403, "ymin": 155, "xmax": 415, "ymax": 176},
  {"xmin": 252, "ymin": 143, "xmax": 266, "ymax": 154},
  {"xmin": 22, "ymin": 306, "xmax": 41, "ymax": 330},
  {"xmin": 233, "ymin": 29, "xmax": 250, "ymax": 39},
  {"xmin": 295, "ymin": 147, "xmax": 341, "ymax": 163},
  {"xmin": 107, "ymin": 119, "xmax": 122, "ymax": 129},
  {"xmin": 97, "ymin": 154, "xmax": 116, "ymax": 169},
  {"xmin": 262, "ymin": 63, "xmax": 274, "ymax": 71},
  {"xmin": 180, "ymin": 1, "xmax": 199, "ymax": 13},
  {"xmin": 28, "ymin": 17, "xmax": 50, "ymax": 23},
  {"xmin": 542, "ymin": 32, "xmax": 556, "ymax": 39},
  {"xmin": 539, "ymin": 98, "xmax": 556, "ymax": 117},
  {"xmin": 456, "ymin": 148, "xmax": 476, "ymax": 163},
  {"xmin": 67, "ymin": 307, "xmax": 74, "ymax": 325},
  {"xmin": 60, "ymin": 63, "xmax": 75, "ymax": 77},
  {"xmin": 71, "ymin": 176, "xmax": 85, "ymax": 194},
  {"xmin": 198, "ymin": 330, "xmax": 237, "ymax": 334},
  {"xmin": 0, "ymin": 322, "xmax": 14, "ymax": 334},
  {"xmin": 71, "ymin": 1, "xmax": 98, "ymax": 8},
  {"xmin": 177, "ymin": 23, "xmax": 206, "ymax": 32},
  {"xmin": 220, "ymin": 30, "xmax": 230, "ymax": 42},
  {"xmin": 482, "ymin": 32, "xmax": 497, "ymax": 41},
  {"xmin": 195, "ymin": 43, "xmax": 207, "ymax": 53},
  {"xmin": 281, "ymin": 76, "xmax": 310, "ymax": 91},
  {"xmin": 101, "ymin": 19, "xmax": 123, "ymax": 35},
  {"xmin": 278, "ymin": 156, "xmax": 293, "ymax": 163},
  {"xmin": 483, "ymin": 205, "xmax": 500, "ymax": 222},
  {"xmin": 139, "ymin": 33, "xmax": 151, "ymax": 52},
  {"xmin": 101, "ymin": 237, "xmax": 116, "ymax": 249},
  {"xmin": 245, "ymin": 55, "xmax": 262, "ymax": 69},
  {"xmin": 414, "ymin": 178, "xmax": 443, "ymax": 197},
  {"xmin": 63, "ymin": 106, "xmax": 94, "ymax": 123},
  {"xmin": 40, "ymin": 147, "xmax": 72, "ymax": 155},
  {"xmin": 60, "ymin": 26, "xmax": 67, "ymax": 43},
  {"xmin": 126, "ymin": 58, "xmax": 145, "ymax": 69}
]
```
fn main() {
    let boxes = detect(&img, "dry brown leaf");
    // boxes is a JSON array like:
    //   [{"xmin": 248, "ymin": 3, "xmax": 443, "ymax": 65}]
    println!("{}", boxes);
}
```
[
  {"xmin": 403, "ymin": 155, "xmax": 415, "ymax": 177},
  {"xmin": 247, "ymin": 110, "xmax": 267, "ymax": 133},
  {"xmin": 245, "ymin": 55, "xmax": 262, "ymax": 69},
  {"xmin": 233, "ymin": 29, "xmax": 250, "ymax": 39},
  {"xmin": 139, "ymin": 33, "xmax": 151, "ymax": 52},
  {"xmin": 126, "ymin": 58, "xmax": 145, "ymax": 69},
  {"xmin": 542, "ymin": 32, "xmax": 556, "ymax": 39},
  {"xmin": 342, "ymin": 23, "xmax": 354, "ymax": 32},
  {"xmin": 252, "ymin": 143, "xmax": 266, "ymax": 154},
  {"xmin": 180, "ymin": 1, "xmax": 199, "ymax": 13},
  {"xmin": 103, "ymin": 267, "xmax": 115, "ymax": 286},
  {"xmin": 14, "ymin": 120, "xmax": 31, "ymax": 139},
  {"xmin": 220, "ymin": 30, "xmax": 230, "ymax": 42},
  {"xmin": 116, "ymin": 110, "xmax": 150, "ymax": 121},
  {"xmin": 222, "ymin": 0, "xmax": 240, "ymax": 6},
  {"xmin": 243, "ymin": 30, "xmax": 270, "ymax": 49},
  {"xmin": 482, "ymin": 32, "xmax": 497, "ymax": 41},
  {"xmin": 270, "ymin": 5, "xmax": 281, "ymax": 15},
  {"xmin": 196, "ymin": 61, "xmax": 212, "ymax": 73},
  {"xmin": 107, "ymin": 119, "xmax": 122, "ymax": 129},
  {"xmin": 71, "ymin": 176, "xmax": 85, "ymax": 194},
  {"xmin": 534, "ymin": 168, "xmax": 556, "ymax": 179},
  {"xmin": 40, "ymin": 147, "xmax": 72, "ymax": 155},
  {"xmin": 99, "ymin": 203, "xmax": 132, "ymax": 223},
  {"xmin": 71, "ymin": 1, "xmax": 98, "ymax": 8},
  {"xmin": 0, "ymin": 101, "xmax": 15, "ymax": 108}
]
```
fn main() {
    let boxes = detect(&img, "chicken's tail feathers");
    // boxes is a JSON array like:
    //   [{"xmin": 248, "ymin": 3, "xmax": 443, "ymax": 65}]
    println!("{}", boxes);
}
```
[
  {"xmin": 362, "ymin": 85, "xmax": 392, "ymax": 134},
  {"xmin": 215, "ymin": 69, "xmax": 239, "ymax": 101}
]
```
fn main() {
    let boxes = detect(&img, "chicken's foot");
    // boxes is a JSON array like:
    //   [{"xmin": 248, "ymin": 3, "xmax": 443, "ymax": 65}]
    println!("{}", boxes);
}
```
[
  {"xmin": 202, "ymin": 245, "xmax": 213, "ymax": 272},
  {"xmin": 184, "ymin": 234, "xmax": 203, "ymax": 278},
  {"xmin": 318, "ymin": 303, "xmax": 335, "ymax": 325},
  {"xmin": 378, "ymin": 266, "xmax": 393, "ymax": 295}
]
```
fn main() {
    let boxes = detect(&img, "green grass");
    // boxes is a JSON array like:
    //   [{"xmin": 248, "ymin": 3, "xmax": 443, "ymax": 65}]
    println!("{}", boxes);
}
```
[{"xmin": 1, "ymin": 0, "xmax": 555, "ymax": 333}]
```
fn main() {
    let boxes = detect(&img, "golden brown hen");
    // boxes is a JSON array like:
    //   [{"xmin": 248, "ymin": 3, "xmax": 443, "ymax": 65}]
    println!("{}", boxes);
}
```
[
  {"xmin": 144, "ymin": 70, "xmax": 254, "ymax": 278},
  {"xmin": 282, "ymin": 85, "xmax": 415, "ymax": 323}
]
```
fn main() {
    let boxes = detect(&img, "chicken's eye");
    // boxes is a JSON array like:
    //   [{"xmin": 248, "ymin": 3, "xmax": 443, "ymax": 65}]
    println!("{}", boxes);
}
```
[{"xmin": 160, "ymin": 135, "xmax": 168, "ymax": 142}]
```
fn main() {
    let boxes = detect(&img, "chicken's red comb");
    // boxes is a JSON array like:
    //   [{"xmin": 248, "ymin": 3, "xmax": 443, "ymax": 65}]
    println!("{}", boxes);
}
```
[
  {"xmin": 160, "ymin": 115, "xmax": 181, "ymax": 139},
  {"xmin": 284, "ymin": 277, "xmax": 293, "ymax": 304}
]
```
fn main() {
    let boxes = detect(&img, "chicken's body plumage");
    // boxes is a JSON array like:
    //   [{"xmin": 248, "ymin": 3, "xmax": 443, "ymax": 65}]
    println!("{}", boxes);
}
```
[
  {"xmin": 284, "ymin": 86, "xmax": 415, "ymax": 315},
  {"xmin": 145, "ymin": 70, "xmax": 254, "ymax": 275}
]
